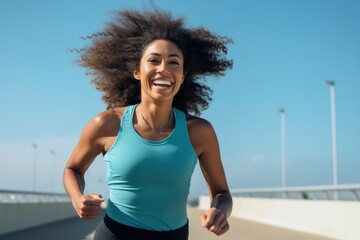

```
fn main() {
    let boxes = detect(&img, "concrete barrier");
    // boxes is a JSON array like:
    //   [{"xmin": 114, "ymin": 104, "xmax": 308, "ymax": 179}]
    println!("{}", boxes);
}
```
[
  {"xmin": 199, "ymin": 196, "xmax": 360, "ymax": 240},
  {"xmin": 0, "ymin": 202, "xmax": 77, "ymax": 235}
]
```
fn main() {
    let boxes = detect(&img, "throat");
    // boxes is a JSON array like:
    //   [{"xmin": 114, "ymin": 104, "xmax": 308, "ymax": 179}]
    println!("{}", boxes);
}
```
[{"xmin": 139, "ymin": 105, "xmax": 173, "ymax": 133}]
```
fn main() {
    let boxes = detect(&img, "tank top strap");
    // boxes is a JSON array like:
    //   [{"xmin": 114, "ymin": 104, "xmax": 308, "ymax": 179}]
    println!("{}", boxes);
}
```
[
  {"xmin": 119, "ymin": 104, "xmax": 137, "ymax": 133},
  {"xmin": 173, "ymin": 108, "xmax": 186, "ymax": 135}
]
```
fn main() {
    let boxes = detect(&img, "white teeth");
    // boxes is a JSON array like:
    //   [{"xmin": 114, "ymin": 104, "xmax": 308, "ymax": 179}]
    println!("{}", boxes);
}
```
[{"xmin": 152, "ymin": 80, "xmax": 172, "ymax": 86}]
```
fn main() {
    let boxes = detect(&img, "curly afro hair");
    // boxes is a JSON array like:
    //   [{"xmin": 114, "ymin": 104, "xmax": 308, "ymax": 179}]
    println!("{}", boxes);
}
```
[{"xmin": 79, "ymin": 8, "xmax": 233, "ymax": 116}]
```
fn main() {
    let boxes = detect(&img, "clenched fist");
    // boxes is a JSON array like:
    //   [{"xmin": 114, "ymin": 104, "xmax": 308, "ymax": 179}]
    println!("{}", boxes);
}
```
[
  {"xmin": 201, "ymin": 207, "xmax": 230, "ymax": 236},
  {"xmin": 72, "ymin": 193, "xmax": 105, "ymax": 219}
]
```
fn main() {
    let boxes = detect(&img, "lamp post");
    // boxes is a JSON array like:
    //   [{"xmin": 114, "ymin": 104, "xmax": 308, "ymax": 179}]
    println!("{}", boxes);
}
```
[
  {"xmin": 324, "ymin": 80, "xmax": 338, "ymax": 200},
  {"xmin": 278, "ymin": 108, "xmax": 287, "ymax": 189},
  {"xmin": 50, "ymin": 150, "xmax": 56, "ymax": 193},
  {"xmin": 31, "ymin": 143, "xmax": 38, "ymax": 192}
]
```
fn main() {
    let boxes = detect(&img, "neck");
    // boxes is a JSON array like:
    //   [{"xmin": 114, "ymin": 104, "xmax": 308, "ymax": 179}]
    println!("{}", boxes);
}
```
[{"xmin": 138, "ymin": 102, "xmax": 173, "ymax": 133}]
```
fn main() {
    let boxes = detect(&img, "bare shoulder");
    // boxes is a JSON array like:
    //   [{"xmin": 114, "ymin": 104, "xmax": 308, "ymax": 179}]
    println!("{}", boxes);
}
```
[
  {"xmin": 186, "ymin": 114, "xmax": 215, "ymax": 134},
  {"xmin": 83, "ymin": 107, "xmax": 125, "ymax": 139},
  {"xmin": 186, "ymin": 114, "xmax": 217, "ymax": 156},
  {"xmin": 91, "ymin": 108, "xmax": 124, "ymax": 128}
]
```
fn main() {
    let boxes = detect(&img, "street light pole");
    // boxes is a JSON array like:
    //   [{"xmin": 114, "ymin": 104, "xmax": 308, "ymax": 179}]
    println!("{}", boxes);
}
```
[
  {"xmin": 31, "ymin": 143, "xmax": 38, "ymax": 192},
  {"xmin": 278, "ymin": 108, "xmax": 287, "ymax": 189},
  {"xmin": 50, "ymin": 150, "xmax": 56, "ymax": 193},
  {"xmin": 324, "ymin": 80, "xmax": 338, "ymax": 200}
]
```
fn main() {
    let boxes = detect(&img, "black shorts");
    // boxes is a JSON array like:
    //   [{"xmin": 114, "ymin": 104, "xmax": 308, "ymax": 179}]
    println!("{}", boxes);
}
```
[{"xmin": 93, "ymin": 214, "xmax": 189, "ymax": 240}]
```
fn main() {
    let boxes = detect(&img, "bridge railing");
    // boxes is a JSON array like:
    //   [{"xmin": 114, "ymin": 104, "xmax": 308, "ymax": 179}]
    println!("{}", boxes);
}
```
[
  {"xmin": 0, "ymin": 190, "xmax": 70, "ymax": 203},
  {"xmin": 230, "ymin": 184, "xmax": 360, "ymax": 201}
]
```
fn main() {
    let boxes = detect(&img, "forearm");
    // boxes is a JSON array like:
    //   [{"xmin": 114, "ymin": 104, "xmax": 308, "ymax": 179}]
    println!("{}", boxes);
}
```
[
  {"xmin": 210, "ymin": 191, "xmax": 233, "ymax": 218},
  {"xmin": 63, "ymin": 168, "xmax": 86, "ymax": 201},
  {"xmin": 63, "ymin": 167, "xmax": 105, "ymax": 219}
]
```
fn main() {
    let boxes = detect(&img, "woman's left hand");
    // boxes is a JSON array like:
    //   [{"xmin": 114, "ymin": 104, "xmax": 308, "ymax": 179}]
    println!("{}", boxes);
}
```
[{"xmin": 200, "ymin": 207, "xmax": 230, "ymax": 235}]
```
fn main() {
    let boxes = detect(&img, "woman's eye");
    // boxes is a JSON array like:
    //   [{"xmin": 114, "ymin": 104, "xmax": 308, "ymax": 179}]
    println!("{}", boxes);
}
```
[{"xmin": 148, "ymin": 59, "xmax": 159, "ymax": 63}]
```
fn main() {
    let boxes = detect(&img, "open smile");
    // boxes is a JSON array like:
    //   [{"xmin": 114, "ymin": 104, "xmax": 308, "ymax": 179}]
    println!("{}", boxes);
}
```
[{"xmin": 151, "ymin": 79, "xmax": 173, "ymax": 89}]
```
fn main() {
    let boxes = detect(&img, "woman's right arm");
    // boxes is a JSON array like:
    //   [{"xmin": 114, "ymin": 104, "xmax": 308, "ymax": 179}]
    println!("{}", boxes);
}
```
[{"xmin": 63, "ymin": 111, "xmax": 118, "ymax": 219}]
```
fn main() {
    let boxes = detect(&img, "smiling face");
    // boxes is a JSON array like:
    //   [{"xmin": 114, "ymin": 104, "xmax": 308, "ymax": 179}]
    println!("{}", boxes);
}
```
[{"xmin": 133, "ymin": 39, "xmax": 185, "ymax": 103}]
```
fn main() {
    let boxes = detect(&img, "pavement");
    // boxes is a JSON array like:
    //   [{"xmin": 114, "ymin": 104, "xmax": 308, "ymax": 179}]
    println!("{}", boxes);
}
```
[
  {"xmin": 187, "ymin": 208, "xmax": 333, "ymax": 240},
  {"xmin": 0, "ymin": 208, "xmax": 333, "ymax": 240}
]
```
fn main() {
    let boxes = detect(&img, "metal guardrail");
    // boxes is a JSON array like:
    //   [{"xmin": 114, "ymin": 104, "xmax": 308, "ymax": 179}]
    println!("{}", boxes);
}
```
[
  {"xmin": 0, "ymin": 190, "xmax": 70, "ymax": 203},
  {"xmin": 230, "ymin": 184, "xmax": 360, "ymax": 201}
]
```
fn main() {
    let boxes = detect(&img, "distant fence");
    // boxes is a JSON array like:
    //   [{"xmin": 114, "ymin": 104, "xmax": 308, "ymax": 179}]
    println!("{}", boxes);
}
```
[
  {"xmin": 230, "ymin": 184, "xmax": 360, "ymax": 201},
  {"xmin": 0, "ymin": 190, "xmax": 70, "ymax": 203},
  {"xmin": 0, "ymin": 190, "xmax": 75, "ymax": 235}
]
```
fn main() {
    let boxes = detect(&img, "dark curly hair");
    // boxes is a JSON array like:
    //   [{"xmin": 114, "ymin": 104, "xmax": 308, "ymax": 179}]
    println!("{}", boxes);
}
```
[{"xmin": 78, "ymin": 8, "xmax": 233, "ymax": 116}]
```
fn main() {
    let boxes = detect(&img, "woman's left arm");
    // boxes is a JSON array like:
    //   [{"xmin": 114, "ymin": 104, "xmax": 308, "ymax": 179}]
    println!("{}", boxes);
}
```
[{"xmin": 191, "ymin": 118, "xmax": 233, "ymax": 235}]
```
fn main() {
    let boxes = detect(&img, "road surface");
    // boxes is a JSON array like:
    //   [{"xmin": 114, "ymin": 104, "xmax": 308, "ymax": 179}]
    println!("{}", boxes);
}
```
[{"xmin": 0, "ymin": 208, "xmax": 333, "ymax": 240}]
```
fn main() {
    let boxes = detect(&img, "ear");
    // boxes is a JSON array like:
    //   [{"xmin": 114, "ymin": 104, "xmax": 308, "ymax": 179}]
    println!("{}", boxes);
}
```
[{"xmin": 133, "ymin": 69, "xmax": 141, "ymax": 80}]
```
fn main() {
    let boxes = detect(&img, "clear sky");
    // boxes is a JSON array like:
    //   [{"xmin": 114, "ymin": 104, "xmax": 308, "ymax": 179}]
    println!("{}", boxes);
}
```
[{"xmin": 1, "ymin": 0, "xmax": 359, "ymax": 200}]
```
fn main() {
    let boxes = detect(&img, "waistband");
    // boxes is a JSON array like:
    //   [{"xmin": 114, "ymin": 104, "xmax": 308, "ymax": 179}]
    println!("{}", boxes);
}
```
[{"xmin": 103, "ymin": 214, "xmax": 189, "ymax": 240}]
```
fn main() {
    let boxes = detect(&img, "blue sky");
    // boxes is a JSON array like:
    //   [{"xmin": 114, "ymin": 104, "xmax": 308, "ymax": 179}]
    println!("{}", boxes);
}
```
[{"xmin": 0, "ymin": 0, "xmax": 359, "ymax": 200}]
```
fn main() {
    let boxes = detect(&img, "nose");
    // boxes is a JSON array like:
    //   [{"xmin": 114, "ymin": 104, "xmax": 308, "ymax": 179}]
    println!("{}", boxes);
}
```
[{"xmin": 156, "ymin": 60, "xmax": 169, "ymax": 74}]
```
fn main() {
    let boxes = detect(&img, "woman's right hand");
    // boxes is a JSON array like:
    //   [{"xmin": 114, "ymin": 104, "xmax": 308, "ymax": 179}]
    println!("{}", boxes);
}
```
[{"xmin": 72, "ymin": 193, "xmax": 105, "ymax": 219}]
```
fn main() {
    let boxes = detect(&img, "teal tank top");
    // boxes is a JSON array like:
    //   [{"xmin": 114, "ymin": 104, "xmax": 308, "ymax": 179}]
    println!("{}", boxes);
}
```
[{"xmin": 104, "ymin": 104, "xmax": 198, "ymax": 231}]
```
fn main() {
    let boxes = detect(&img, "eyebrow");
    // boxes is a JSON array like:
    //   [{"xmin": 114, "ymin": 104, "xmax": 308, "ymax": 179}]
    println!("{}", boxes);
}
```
[{"xmin": 146, "ymin": 53, "xmax": 183, "ymax": 59}]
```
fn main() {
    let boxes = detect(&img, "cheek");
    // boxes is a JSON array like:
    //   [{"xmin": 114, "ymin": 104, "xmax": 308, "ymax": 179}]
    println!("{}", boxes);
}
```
[
  {"xmin": 174, "ymin": 68, "xmax": 184, "ymax": 77},
  {"xmin": 141, "ymin": 64, "xmax": 152, "ymax": 73}
]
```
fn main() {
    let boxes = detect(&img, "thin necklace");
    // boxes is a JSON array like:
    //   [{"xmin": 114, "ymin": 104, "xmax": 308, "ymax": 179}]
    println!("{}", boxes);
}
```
[{"xmin": 139, "ymin": 105, "xmax": 172, "ymax": 133}]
